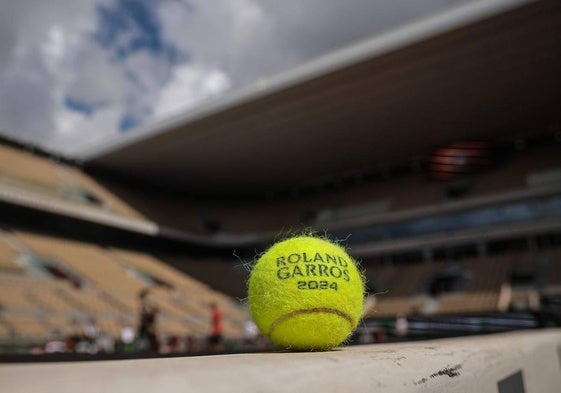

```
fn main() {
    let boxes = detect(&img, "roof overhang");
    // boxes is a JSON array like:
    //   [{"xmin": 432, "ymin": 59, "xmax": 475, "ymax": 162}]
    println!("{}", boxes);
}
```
[{"xmin": 84, "ymin": 0, "xmax": 561, "ymax": 195}]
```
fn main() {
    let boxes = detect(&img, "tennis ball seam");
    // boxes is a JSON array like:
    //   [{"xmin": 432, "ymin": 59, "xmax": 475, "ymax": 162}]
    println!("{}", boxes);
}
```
[{"xmin": 267, "ymin": 307, "xmax": 354, "ymax": 337}]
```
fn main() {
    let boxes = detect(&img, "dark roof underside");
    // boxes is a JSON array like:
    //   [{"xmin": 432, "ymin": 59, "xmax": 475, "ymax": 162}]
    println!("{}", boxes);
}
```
[{"xmin": 85, "ymin": 1, "xmax": 561, "ymax": 196}]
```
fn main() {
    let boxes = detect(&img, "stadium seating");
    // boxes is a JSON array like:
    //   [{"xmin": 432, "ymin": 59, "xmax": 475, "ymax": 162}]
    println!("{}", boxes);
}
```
[
  {"xmin": 65, "ymin": 166, "xmax": 144, "ymax": 218},
  {"xmin": 1, "ymin": 314, "xmax": 48, "ymax": 339},
  {"xmin": 461, "ymin": 256, "xmax": 510, "ymax": 291},
  {"xmin": 0, "ymin": 230, "xmax": 246, "ymax": 347},
  {"xmin": 0, "ymin": 284, "xmax": 37, "ymax": 310},
  {"xmin": 362, "ymin": 248, "xmax": 561, "ymax": 318},
  {"xmin": 0, "ymin": 144, "xmax": 143, "ymax": 219},
  {"xmin": 0, "ymin": 235, "xmax": 23, "ymax": 272},
  {"xmin": 436, "ymin": 291, "xmax": 500, "ymax": 315},
  {"xmin": 544, "ymin": 248, "xmax": 561, "ymax": 287},
  {"xmin": 176, "ymin": 143, "xmax": 561, "ymax": 237},
  {"xmin": 0, "ymin": 145, "xmax": 62, "ymax": 192},
  {"xmin": 0, "ymin": 142, "xmax": 559, "ymax": 350},
  {"xmin": 364, "ymin": 296, "xmax": 427, "ymax": 318}
]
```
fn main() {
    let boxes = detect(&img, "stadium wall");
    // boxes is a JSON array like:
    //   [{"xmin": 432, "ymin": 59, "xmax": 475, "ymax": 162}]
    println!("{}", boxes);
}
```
[{"xmin": 1, "ymin": 329, "xmax": 560, "ymax": 392}]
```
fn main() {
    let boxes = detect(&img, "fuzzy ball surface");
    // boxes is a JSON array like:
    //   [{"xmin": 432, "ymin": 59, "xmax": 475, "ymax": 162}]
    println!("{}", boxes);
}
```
[{"xmin": 248, "ymin": 235, "xmax": 364, "ymax": 350}]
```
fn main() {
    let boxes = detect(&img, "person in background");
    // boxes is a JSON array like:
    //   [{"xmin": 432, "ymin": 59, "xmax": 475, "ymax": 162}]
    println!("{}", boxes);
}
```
[
  {"xmin": 83, "ymin": 317, "xmax": 100, "ymax": 353},
  {"xmin": 207, "ymin": 302, "xmax": 223, "ymax": 352},
  {"xmin": 137, "ymin": 288, "xmax": 159, "ymax": 352}
]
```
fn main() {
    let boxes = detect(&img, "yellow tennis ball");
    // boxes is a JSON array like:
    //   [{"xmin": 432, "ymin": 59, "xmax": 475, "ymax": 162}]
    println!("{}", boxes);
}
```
[{"xmin": 248, "ymin": 235, "xmax": 364, "ymax": 350}]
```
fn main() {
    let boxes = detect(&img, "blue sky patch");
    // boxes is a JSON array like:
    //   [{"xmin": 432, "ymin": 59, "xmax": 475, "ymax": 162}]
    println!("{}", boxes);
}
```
[
  {"xmin": 119, "ymin": 113, "xmax": 141, "ymax": 131},
  {"xmin": 89, "ymin": 0, "xmax": 190, "ymax": 133},
  {"xmin": 93, "ymin": 0, "xmax": 180, "ymax": 61},
  {"xmin": 64, "ymin": 96, "xmax": 100, "ymax": 117}
]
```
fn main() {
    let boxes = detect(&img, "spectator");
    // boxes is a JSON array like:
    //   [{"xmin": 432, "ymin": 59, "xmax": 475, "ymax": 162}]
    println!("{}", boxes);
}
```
[
  {"xmin": 83, "ymin": 317, "xmax": 100, "ymax": 353},
  {"xmin": 137, "ymin": 288, "xmax": 159, "ymax": 352},
  {"xmin": 207, "ymin": 302, "xmax": 223, "ymax": 352}
]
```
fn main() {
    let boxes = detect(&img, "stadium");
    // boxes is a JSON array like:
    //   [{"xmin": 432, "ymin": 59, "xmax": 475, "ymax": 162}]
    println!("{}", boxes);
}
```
[{"xmin": 1, "ymin": 0, "xmax": 561, "ymax": 391}]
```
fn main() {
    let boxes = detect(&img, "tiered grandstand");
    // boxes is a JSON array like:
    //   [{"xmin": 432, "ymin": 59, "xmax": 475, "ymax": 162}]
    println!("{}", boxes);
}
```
[
  {"xmin": 0, "ymin": 228, "xmax": 245, "ymax": 350},
  {"xmin": 0, "ymin": 144, "xmax": 246, "ymax": 352},
  {"xmin": 145, "ymin": 137, "xmax": 561, "ymax": 341},
  {"xmin": 0, "ymin": 144, "xmax": 142, "ymax": 219},
  {"xmin": 4, "ymin": 132, "xmax": 556, "ymax": 349}
]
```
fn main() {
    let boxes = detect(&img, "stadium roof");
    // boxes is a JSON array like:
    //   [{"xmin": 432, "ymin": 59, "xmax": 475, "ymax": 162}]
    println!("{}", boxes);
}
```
[{"xmin": 84, "ymin": 0, "xmax": 561, "ymax": 195}]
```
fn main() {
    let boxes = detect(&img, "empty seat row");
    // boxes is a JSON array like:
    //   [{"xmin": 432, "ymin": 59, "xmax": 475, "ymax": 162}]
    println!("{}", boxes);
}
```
[
  {"xmin": 0, "ymin": 144, "xmax": 143, "ymax": 219},
  {"xmin": 0, "ymin": 230, "xmax": 247, "ymax": 343}
]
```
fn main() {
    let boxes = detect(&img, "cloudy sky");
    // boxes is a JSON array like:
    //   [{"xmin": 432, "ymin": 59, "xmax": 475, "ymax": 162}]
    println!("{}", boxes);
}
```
[{"xmin": 0, "ymin": 0, "xmax": 472, "ymax": 157}]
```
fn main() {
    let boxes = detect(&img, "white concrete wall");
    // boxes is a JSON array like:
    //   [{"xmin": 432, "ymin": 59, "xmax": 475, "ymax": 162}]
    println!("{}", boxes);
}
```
[{"xmin": 1, "ymin": 329, "xmax": 560, "ymax": 392}]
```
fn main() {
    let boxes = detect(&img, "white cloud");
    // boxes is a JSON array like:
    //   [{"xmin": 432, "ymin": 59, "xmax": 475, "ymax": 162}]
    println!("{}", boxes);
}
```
[
  {"xmin": 157, "ymin": 0, "xmax": 282, "ymax": 86},
  {"xmin": 154, "ymin": 64, "xmax": 231, "ymax": 118},
  {"xmin": 65, "ymin": 43, "xmax": 127, "ymax": 105},
  {"xmin": 0, "ymin": 0, "xmax": 477, "ymax": 157},
  {"xmin": 0, "ymin": 0, "xmax": 102, "ymax": 151},
  {"xmin": 54, "ymin": 106, "xmax": 122, "ymax": 154}
]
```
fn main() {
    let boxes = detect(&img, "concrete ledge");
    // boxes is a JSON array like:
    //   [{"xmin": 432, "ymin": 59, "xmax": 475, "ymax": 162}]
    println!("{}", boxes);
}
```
[{"xmin": 1, "ymin": 329, "xmax": 560, "ymax": 392}]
